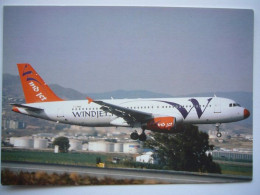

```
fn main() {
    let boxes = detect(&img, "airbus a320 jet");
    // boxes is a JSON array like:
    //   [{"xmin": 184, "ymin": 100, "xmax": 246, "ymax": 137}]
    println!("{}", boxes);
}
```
[{"xmin": 11, "ymin": 63, "xmax": 250, "ymax": 141}]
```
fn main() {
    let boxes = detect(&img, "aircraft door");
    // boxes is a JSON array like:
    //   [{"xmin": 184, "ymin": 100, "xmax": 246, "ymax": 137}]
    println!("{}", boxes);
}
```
[
  {"xmin": 214, "ymin": 97, "xmax": 221, "ymax": 113},
  {"xmin": 57, "ymin": 108, "xmax": 66, "ymax": 120}
]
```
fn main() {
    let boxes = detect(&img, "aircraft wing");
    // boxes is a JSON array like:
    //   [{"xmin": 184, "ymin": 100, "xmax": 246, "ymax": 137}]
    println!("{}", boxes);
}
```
[
  {"xmin": 11, "ymin": 103, "xmax": 43, "ymax": 113},
  {"xmin": 94, "ymin": 100, "xmax": 153, "ymax": 123}
]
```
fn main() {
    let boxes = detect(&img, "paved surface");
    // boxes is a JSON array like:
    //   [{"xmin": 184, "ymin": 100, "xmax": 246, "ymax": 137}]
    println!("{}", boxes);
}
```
[{"xmin": 1, "ymin": 161, "xmax": 252, "ymax": 184}]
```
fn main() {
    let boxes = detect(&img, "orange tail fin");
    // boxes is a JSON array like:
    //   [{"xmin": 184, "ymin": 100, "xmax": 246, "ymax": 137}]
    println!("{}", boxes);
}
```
[{"xmin": 17, "ymin": 63, "xmax": 63, "ymax": 103}]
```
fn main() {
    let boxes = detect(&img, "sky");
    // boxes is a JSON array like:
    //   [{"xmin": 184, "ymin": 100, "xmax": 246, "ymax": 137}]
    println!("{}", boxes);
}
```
[{"xmin": 3, "ymin": 6, "xmax": 253, "ymax": 96}]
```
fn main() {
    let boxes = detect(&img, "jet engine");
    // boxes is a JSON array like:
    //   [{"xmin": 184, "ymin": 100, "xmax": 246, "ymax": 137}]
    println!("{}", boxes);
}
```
[{"xmin": 145, "ymin": 116, "xmax": 176, "ymax": 132}]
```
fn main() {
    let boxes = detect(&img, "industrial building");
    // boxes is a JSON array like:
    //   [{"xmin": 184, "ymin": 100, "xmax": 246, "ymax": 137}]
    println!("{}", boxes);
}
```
[
  {"xmin": 2, "ymin": 119, "xmax": 26, "ymax": 130},
  {"xmin": 211, "ymin": 150, "xmax": 252, "ymax": 162}
]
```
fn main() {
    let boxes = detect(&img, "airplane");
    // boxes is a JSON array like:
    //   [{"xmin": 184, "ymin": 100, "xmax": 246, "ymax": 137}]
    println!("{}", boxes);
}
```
[{"xmin": 11, "ymin": 63, "xmax": 250, "ymax": 141}]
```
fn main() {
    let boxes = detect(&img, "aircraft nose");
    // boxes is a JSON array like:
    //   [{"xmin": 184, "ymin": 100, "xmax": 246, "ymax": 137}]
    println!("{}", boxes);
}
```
[{"xmin": 244, "ymin": 109, "xmax": 250, "ymax": 119}]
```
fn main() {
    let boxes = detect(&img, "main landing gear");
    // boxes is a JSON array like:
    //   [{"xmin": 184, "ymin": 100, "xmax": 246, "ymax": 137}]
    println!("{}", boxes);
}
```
[
  {"xmin": 130, "ymin": 128, "xmax": 147, "ymax": 141},
  {"xmin": 216, "ymin": 123, "xmax": 222, "ymax": 138}
]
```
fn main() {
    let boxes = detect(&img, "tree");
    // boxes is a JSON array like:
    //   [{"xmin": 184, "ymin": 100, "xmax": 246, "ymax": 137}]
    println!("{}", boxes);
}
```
[
  {"xmin": 53, "ymin": 136, "xmax": 70, "ymax": 153},
  {"xmin": 145, "ymin": 125, "xmax": 221, "ymax": 173}
]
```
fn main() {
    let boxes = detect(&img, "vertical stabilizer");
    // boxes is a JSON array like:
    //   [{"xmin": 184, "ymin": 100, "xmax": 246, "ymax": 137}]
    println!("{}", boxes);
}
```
[{"xmin": 17, "ymin": 63, "xmax": 63, "ymax": 103}]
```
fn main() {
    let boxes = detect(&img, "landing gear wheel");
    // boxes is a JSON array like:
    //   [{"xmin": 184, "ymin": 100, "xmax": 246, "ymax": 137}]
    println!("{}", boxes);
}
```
[
  {"xmin": 217, "ymin": 132, "xmax": 222, "ymax": 138},
  {"xmin": 130, "ymin": 131, "xmax": 139, "ymax": 140},
  {"xmin": 139, "ymin": 133, "xmax": 147, "ymax": 141},
  {"xmin": 215, "ymin": 123, "xmax": 222, "ymax": 138}
]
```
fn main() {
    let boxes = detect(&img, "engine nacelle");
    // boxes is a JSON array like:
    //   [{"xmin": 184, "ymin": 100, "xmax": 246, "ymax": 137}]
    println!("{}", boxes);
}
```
[{"xmin": 145, "ymin": 117, "xmax": 176, "ymax": 132}]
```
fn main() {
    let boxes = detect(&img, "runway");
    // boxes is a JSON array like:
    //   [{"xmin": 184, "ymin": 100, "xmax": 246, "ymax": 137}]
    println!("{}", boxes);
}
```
[{"xmin": 2, "ymin": 161, "xmax": 251, "ymax": 184}]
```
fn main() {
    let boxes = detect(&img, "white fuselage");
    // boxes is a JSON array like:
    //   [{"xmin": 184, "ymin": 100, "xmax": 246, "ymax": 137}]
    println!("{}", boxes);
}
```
[{"xmin": 16, "ymin": 97, "xmax": 246, "ymax": 128}]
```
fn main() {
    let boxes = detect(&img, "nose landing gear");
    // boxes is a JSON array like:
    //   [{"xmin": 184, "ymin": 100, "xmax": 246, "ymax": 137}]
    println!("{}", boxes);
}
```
[{"xmin": 216, "ymin": 123, "xmax": 222, "ymax": 138}]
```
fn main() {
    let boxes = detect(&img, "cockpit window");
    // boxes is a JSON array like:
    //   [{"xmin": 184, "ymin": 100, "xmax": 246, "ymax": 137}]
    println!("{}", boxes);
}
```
[{"xmin": 230, "ymin": 103, "xmax": 241, "ymax": 107}]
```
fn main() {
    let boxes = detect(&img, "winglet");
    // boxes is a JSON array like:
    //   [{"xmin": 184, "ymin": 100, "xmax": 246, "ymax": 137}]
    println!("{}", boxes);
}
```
[{"xmin": 86, "ymin": 97, "xmax": 94, "ymax": 104}]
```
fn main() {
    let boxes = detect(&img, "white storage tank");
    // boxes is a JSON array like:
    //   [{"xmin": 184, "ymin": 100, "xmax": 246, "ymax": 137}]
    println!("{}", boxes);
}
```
[
  {"xmin": 114, "ymin": 143, "xmax": 124, "ymax": 153},
  {"xmin": 123, "ymin": 142, "xmax": 141, "ymax": 154},
  {"xmin": 13, "ymin": 137, "xmax": 34, "ymax": 148},
  {"xmin": 34, "ymin": 138, "xmax": 48, "ymax": 149},
  {"xmin": 88, "ymin": 141, "xmax": 107, "ymax": 152},
  {"xmin": 82, "ymin": 143, "xmax": 89, "ymax": 151},
  {"xmin": 106, "ymin": 142, "xmax": 114, "ymax": 153},
  {"xmin": 10, "ymin": 137, "xmax": 17, "ymax": 145},
  {"xmin": 54, "ymin": 145, "xmax": 59, "ymax": 153},
  {"xmin": 69, "ymin": 139, "xmax": 82, "ymax": 151}
]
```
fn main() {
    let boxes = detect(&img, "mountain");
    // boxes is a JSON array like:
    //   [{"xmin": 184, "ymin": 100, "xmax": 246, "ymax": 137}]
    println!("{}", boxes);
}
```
[
  {"xmin": 50, "ymin": 85, "xmax": 173, "ymax": 100},
  {"xmin": 2, "ymin": 74, "xmax": 24, "ymax": 98},
  {"xmin": 2, "ymin": 74, "xmax": 173, "ymax": 100}
]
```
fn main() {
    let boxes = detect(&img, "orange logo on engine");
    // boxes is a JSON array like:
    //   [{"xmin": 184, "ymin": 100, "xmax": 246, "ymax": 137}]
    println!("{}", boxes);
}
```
[{"xmin": 146, "ymin": 117, "xmax": 175, "ymax": 131}]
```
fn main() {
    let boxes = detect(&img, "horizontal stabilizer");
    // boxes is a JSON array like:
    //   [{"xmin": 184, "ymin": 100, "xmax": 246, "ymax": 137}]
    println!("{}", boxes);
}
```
[{"xmin": 11, "ymin": 103, "xmax": 43, "ymax": 113}]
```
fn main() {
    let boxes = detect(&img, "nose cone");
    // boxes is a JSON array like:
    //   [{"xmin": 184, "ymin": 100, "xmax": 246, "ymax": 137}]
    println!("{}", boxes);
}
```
[{"xmin": 244, "ymin": 109, "xmax": 250, "ymax": 119}]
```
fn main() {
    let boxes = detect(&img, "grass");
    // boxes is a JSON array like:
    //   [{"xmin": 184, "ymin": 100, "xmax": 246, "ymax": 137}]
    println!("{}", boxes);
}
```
[
  {"xmin": 218, "ymin": 162, "xmax": 252, "ymax": 176},
  {"xmin": 2, "ymin": 149, "xmax": 108, "ymax": 166}
]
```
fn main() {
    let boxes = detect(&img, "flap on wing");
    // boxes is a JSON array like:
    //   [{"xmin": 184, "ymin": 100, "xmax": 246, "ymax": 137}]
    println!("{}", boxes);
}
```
[
  {"xmin": 11, "ymin": 103, "xmax": 43, "ymax": 112},
  {"xmin": 94, "ymin": 100, "xmax": 153, "ymax": 123}
]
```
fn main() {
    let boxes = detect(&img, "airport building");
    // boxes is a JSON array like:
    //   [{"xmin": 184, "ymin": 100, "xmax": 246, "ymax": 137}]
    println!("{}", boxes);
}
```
[
  {"xmin": 211, "ymin": 150, "xmax": 252, "ymax": 162},
  {"xmin": 123, "ymin": 142, "xmax": 142, "ymax": 153}
]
